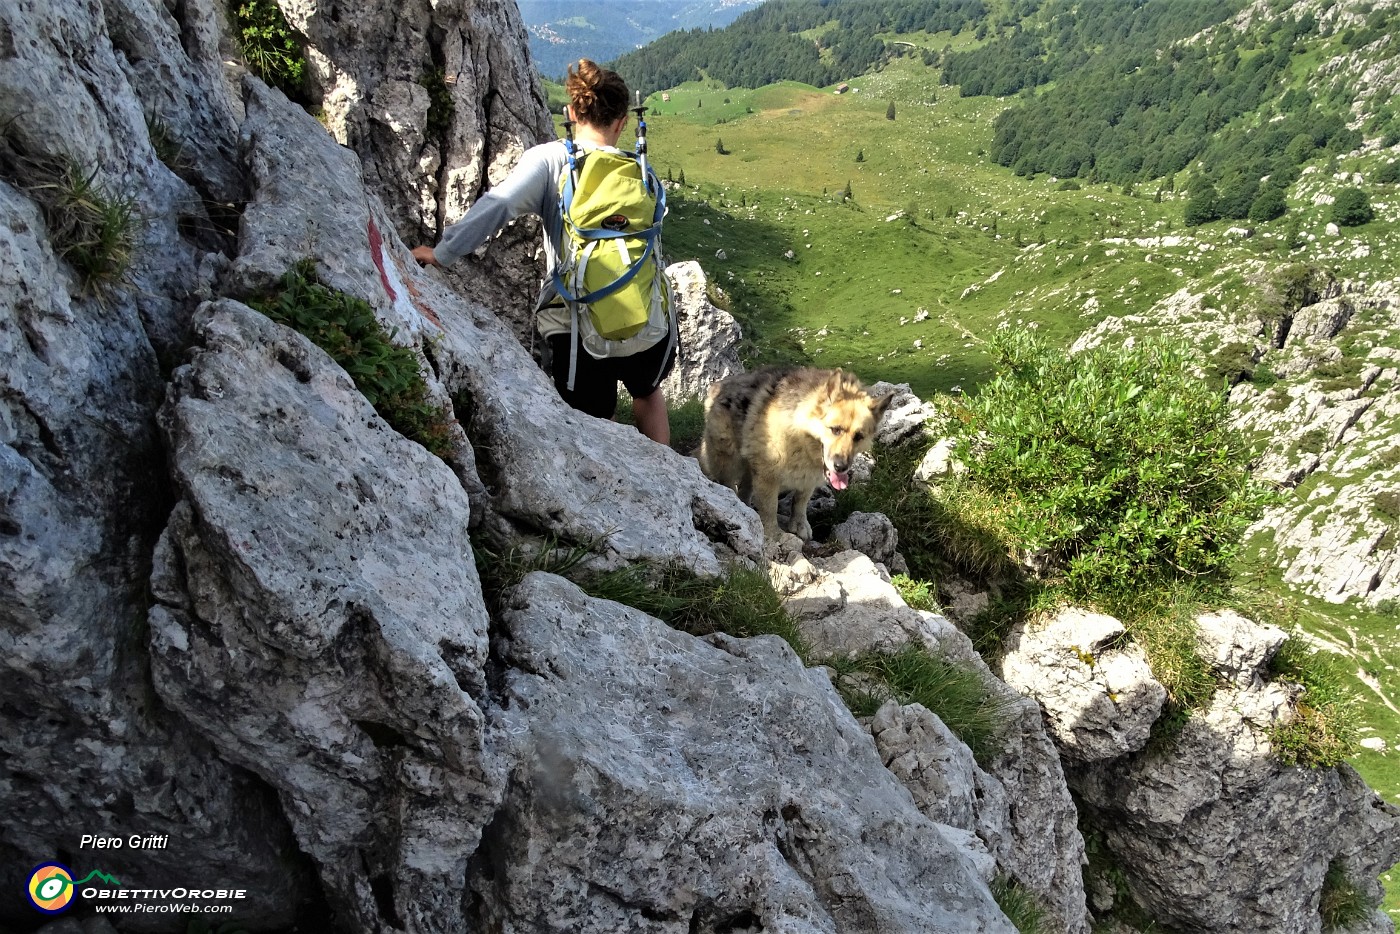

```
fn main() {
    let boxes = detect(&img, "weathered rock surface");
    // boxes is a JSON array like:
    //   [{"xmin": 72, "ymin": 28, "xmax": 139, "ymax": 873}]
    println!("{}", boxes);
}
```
[
  {"xmin": 484, "ymin": 571, "xmax": 1017, "ymax": 934},
  {"xmin": 290, "ymin": 0, "xmax": 556, "ymax": 341},
  {"xmin": 662, "ymin": 259, "xmax": 744, "ymax": 405},
  {"xmin": 151, "ymin": 301, "xmax": 504, "ymax": 931},
  {"xmin": 1, "ymin": 3, "xmax": 309, "ymax": 927},
  {"xmin": 770, "ymin": 547, "xmax": 1092, "ymax": 934},
  {"xmin": 830, "ymin": 511, "xmax": 904, "ymax": 573},
  {"xmin": 869, "ymin": 381, "xmax": 940, "ymax": 447},
  {"xmin": 1195, "ymin": 609, "xmax": 1288, "ymax": 687},
  {"xmin": 1068, "ymin": 616, "xmax": 1400, "ymax": 934},
  {"xmin": 1074, "ymin": 683, "xmax": 1400, "ymax": 934},
  {"xmin": 1001, "ymin": 608, "xmax": 1166, "ymax": 763}
]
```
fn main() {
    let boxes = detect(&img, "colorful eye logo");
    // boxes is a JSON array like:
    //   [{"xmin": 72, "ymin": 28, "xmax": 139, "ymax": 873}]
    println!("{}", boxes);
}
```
[{"xmin": 27, "ymin": 863, "xmax": 75, "ymax": 914}]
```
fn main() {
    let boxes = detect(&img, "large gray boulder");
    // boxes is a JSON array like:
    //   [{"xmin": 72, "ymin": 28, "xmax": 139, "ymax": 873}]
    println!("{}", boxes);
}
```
[
  {"xmin": 483, "ymin": 571, "xmax": 1017, "ymax": 934},
  {"xmin": 151, "ymin": 300, "xmax": 504, "ymax": 931},
  {"xmin": 661, "ymin": 259, "xmax": 744, "ymax": 405}
]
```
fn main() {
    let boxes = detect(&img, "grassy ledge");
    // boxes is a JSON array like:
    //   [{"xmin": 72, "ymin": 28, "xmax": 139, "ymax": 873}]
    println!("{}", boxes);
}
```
[{"xmin": 251, "ymin": 261, "xmax": 457, "ymax": 459}]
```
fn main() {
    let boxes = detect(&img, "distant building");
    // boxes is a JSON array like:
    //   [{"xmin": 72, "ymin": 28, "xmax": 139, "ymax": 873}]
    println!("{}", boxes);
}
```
[
  {"xmin": 835, "ymin": 83, "xmax": 849, "ymax": 94},
  {"xmin": 661, "ymin": 93, "xmax": 671, "ymax": 102}
]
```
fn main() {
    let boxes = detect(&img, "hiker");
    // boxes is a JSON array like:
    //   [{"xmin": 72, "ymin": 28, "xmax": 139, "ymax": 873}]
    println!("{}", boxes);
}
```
[{"xmin": 413, "ymin": 59, "xmax": 677, "ymax": 445}]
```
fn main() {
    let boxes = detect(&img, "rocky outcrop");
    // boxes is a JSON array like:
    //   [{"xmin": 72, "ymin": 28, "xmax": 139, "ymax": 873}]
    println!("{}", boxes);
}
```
[
  {"xmin": 481, "ymin": 571, "xmax": 1017, "ymax": 933},
  {"xmin": 291, "ymin": 0, "xmax": 556, "ymax": 341},
  {"xmin": 1066, "ymin": 610, "xmax": 1400, "ymax": 934},
  {"xmin": 661, "ymin": 259, "xmax": 744, "ymax": 405},
  {"xmin": 769, "ymin": 546, "xmax": 1093, "ymax": 934}
]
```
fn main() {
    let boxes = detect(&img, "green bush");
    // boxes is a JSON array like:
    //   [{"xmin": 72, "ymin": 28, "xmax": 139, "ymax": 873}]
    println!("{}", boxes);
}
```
[
  {"xmin": 1266, "ymin": 633, "xmax": 1359, "ymax": 768},
  {"xmin": 951, "ymin": 331, "xmax": 1271, "ymax": 599},
  {"xmin": 252, "ymin": 261, "xmax": 457, "ymax": 458},
  {"xmin": 420, "ymin": 68, "xmax": 455, "ymax": 140},
  {"xmin": 1330, "ymin": 186, "xmax": 1374, "ymax": 227},
  {"xmin": 231, "ymin": 0, "xmax": 306, "ymax": 97},
  {"xmin": 1376, "ymin": 160, "xmax": 1400, "ymax": 184}
]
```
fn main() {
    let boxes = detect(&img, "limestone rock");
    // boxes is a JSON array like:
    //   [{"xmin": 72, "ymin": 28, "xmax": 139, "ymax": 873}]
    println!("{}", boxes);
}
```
[
  {"xmin": 662, "ymin": 260, "xmax": 744, "ymax": 405},
  {"xmin": 288, "ymin": 0, "xmax": 556, "ymax": 339},
  {"xmin": 483, "ymin": 571, "xmax": 1018, "ymax": 934},
  {"xmin": 151, "ymin": 301, "xmax": 504, "ymax": 931},
  {"xmin": 1072, "ymin": 682, "xmax": 1400, "ymax": 934},
  {"xmin": 830, "ymin": 511, "xmax": 902, "ymax": 571},
  {"xmin": 1195, "ymin": 609, "xmax": 1288, "ymax": 687},
  {"xmin": 1, "ymin": 30, "xmax": 303, "ymax": 927},
  {"xmin": 869, "ymin": 701, "xmax": 1010, "ymax": 880},
  {"xmin": 771, "ymin": 549, "xmax": 1091, "ymax": 934},
  {"xmin": 1001, "ymin": 608, "xmax": 1166, "ymax": 764}
]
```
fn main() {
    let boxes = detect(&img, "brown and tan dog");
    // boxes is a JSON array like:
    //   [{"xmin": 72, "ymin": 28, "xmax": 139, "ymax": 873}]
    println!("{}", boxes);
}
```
[{"xmin": 699, "ymin": 367, "xmax": 891, "ymax": 541}]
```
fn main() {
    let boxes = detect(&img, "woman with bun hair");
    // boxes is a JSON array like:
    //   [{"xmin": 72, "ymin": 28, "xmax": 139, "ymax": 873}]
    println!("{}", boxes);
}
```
[{"xmin": 413, "ymin": 59, "xmax": 676, "ymax": 444}]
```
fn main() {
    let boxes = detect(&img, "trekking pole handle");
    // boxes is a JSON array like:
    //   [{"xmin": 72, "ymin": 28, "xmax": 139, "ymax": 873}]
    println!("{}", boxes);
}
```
[{"xmin": 632, "ymin": 90, "xmax": 648, "ymax": 156}]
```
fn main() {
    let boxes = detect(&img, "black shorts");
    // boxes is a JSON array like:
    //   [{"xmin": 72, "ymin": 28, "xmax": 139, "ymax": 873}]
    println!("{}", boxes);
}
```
[{"xmin": 547, "ymin": 332, "xmax": 678, "ymax": 420}]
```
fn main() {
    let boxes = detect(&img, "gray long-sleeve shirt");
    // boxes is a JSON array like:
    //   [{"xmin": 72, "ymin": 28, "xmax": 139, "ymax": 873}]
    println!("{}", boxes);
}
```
[{"xmin": 432, "ymin": 138, "xmax": 588, "ymax": 336}]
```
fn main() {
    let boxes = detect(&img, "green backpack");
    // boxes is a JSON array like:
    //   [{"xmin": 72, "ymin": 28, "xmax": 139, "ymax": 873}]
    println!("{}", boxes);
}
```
[{"xmin": 553, "ymin": 146, "xmax": 674, "ymax": 388}]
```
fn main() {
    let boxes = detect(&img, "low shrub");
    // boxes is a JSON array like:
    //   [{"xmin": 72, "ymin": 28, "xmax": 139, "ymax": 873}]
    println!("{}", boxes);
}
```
[
  {"xmin": 951, "ymin": 330, "xmax": 1272, "ymax": 601},
  {"xmin": 990, "ymin": 875, "xmax": 1048, "ymax": 934},
  {"xmin": 252, "ymin": 261, "xmax": 457, "ymax": 458},
  {"xmin": 230, "ymin": 0, "xmax": 306, "ymax": 98}
]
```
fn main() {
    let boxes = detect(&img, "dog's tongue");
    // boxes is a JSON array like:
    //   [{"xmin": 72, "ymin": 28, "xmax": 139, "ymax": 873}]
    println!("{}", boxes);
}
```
[{"xmin": 827, "ymin": 469, "xmax": 850, "ymax": 491}]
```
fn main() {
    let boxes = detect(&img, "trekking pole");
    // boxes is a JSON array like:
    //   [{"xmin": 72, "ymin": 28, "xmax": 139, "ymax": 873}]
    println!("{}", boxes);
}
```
[
  {"xmin": 563, "ymin": 110, "xmax": 580, "ymax": 187},
  {"xmin": 632, "ymin": 90, "xmax": 651, "ymax": 192}
]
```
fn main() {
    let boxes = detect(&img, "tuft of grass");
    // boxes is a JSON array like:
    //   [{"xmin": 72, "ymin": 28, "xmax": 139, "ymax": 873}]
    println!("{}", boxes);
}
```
[
  {"xmin": 27, "ymin": 157, "xmax": 138, "ymax": 293},
  {"xmin": 251, "ymin": 261, "xmax": 458, "ymax": 459},
  {"xmin": 616, "ymin": 393, "xmax": 707, "ymax": 455},
  {"xmin": 230, "ymin": 0, "xmax": 306, "ymax": 98},
  {"xmin": 1103, "ymin": 585, "xmax": 1219, "ymax": 718},
  {"xmin": 991, "ymin": 875, "xmax": 1048, "ymax": 934},
  {"xmin": 1320, "ymin": 859, "xmax": 1376, "ymax": 930},
  {"xmin": 145, "ymin": 112, "xmax": 188, "ymax": 173},
  {"xmin": 829, "ymin": 645, "xmax": 1017, "ymax": 764},
  {"xmin": 1266, "ymin": 632, "xmax": 1360, "ymax": 768},
  {"xmin": 580, "ymin": 561, "xmax": 809, "ymax": 660}
]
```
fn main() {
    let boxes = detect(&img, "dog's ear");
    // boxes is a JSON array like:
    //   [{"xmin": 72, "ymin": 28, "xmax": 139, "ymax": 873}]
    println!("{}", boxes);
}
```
[
  {"xmin": 824, "ymin": 368, "xmax": 845, "ymax": 400},
  {"xmin": 870, "ymin": 390, "xmax": 895, "ymax": 422}
]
